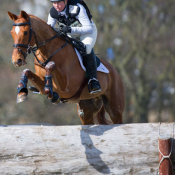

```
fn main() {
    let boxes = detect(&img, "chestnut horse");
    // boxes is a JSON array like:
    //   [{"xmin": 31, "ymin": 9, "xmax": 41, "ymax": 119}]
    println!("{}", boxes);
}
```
[{"xmin": 8, "ymin": 11, "xmax": 125, "ymax": 125}]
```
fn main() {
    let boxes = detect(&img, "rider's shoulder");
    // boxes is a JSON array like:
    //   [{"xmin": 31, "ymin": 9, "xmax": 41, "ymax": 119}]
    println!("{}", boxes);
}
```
[
  {"xmin": 68, "ymin": 4, "xmax": 80, "ymax": 17},
  {"xmin": 68, "ymin": 1, "xmax": 87, "ymax": 16},
  {"xmin": 69, "ymin": 3, "xmax": 88, "ymax": 17},
  {"xmin": 50, "ymin": 6, "xmax": 58, "ymax": 18}
]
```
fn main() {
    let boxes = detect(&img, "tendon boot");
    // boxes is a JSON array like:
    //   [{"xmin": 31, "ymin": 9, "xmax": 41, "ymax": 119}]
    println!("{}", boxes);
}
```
[{"xmin": 86, "ymin": 49, "xmax": 101, "ymax": 94}]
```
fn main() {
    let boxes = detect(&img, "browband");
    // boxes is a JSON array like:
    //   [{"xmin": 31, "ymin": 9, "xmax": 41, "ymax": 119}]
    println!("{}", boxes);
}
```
[{"xmin": 13, "ymin": 22, "xmax": 31, "ymax": 26}]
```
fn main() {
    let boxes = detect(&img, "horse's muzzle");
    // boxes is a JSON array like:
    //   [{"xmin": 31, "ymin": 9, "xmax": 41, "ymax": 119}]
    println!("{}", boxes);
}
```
[{"xmin": 13, "ymin": 58, "xmax": 26, "ymax": 67}]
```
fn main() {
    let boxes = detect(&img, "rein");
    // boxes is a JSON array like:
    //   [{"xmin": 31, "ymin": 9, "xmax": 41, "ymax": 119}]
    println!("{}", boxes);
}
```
[{"xmin": 13, "ymin": 17, "xmax": 68, "ymax": 67}]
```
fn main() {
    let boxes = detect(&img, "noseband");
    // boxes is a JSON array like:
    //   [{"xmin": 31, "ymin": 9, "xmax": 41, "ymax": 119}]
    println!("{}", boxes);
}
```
[{"xmin": 13, "ymin": 16, "xmax": 68, "ymax": 67}]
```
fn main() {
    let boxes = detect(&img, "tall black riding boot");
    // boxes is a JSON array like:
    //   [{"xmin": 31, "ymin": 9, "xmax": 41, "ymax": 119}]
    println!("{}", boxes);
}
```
[{"xmin": 86, "ymin": 49, "xmax": 101, "ymax": 94}]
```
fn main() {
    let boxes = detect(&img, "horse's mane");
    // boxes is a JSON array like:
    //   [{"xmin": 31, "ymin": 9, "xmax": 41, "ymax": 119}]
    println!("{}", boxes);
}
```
[
  {"xmin": 29, "ymin": 14, "xmax": 56, "ymax": 34},
  {"xmin": 29, "ymin": 14, "xmax": 48, "ymax": 25}
]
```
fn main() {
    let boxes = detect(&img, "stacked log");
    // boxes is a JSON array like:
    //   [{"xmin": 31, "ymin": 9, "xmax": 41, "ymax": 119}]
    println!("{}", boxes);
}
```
[{"xmin": 0, "ymin": 123, "xmax": 174, "ymax": 175}]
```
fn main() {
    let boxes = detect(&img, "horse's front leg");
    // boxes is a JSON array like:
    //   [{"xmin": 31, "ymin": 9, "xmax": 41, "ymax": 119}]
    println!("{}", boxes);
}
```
[
  {"xmin": 17, "ymin": 69, "xmax": 45, "ymax": 103},
  {"xmin": 43, "ymin": 61, "xmax": 60, "ymax": 104}
]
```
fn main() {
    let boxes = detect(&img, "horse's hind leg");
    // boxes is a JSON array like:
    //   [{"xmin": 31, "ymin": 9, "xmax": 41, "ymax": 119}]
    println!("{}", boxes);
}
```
[
  {"xmin": 77, "ymin": 98, "xmax": 103, "ymax": 125},
  {"xmin": 101, "ymin": 67, "xmax": 125, "ymax": 124},
  {"xmin": 17, "ymin": 69, "xmax": 45, "ymax": 103},
  {"xmin": 102, "ymin": 93, "xmax": 124, "ymax": 124}
]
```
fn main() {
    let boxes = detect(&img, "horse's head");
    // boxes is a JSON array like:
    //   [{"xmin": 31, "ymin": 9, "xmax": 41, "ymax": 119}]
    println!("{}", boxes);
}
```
[{"xmin": 8, "ymin": 11, "xmax": 35, "ymax": 67}]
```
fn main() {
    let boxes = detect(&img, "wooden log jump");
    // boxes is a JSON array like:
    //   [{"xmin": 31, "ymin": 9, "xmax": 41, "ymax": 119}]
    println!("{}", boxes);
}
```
[{"xmin": 0, "ymin": 123, "xmax": 174, "ymax": 175}]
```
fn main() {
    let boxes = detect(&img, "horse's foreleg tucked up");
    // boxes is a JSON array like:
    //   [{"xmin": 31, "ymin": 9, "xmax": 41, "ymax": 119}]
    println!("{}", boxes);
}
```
[
  {"xmin": 16, "ymin": 69, "xmax": 45, "ymax": 103},
  {"xmin": 44, "ymin": 61, "xmax": 60, "ymax": 104}
]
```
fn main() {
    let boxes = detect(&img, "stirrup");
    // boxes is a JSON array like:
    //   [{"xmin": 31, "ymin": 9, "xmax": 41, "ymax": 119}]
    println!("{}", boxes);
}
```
[
  {"xmin": 29, "ymin": 86, "xmax": 40, "ymax": 94},
  {"xmin": 88, "ymin": 78, "xmax": 101, "ymax": 94},
  {"xmin": 90, "ymin": 88, "xmax": 101, "ymax": 94}
]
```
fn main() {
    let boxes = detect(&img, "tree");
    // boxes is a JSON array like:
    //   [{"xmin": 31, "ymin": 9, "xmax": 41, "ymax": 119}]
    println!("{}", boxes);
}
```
[{"xmin": 88, "ymin": 0, "xmax": 175, "ymax": 123}]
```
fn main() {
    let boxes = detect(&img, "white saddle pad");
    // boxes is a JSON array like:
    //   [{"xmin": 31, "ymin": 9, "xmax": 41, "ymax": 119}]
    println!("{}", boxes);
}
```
[{"xmin": 75, "ymin": 48, "xmax": 109, "ymax": 73}]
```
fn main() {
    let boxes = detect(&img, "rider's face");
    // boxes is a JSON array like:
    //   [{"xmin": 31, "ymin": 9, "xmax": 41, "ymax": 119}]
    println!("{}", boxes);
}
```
[{"xmin": 53, "ymin": 1, "xmax": 65, "ymax": 12}]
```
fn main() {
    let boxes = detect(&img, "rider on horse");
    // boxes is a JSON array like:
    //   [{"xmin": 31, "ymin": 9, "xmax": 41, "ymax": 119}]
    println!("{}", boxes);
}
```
[{"xmin": 47, "ymin": 0, "xmax": 101, "ymax": 94}]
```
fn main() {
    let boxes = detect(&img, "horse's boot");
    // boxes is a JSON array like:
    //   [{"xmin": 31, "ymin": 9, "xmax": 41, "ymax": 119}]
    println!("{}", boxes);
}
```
[{"xmin": 86, "ymin": 49, "xmax": 101, "ymax": 94}]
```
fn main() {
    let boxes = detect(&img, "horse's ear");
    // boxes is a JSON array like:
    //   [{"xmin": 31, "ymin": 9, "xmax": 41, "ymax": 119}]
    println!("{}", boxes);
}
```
[
  {"xmin": 8, "ymin": 11, "xmax": 18, "ymax": 21},
  {"xmin": 20, "ymin": 11, "xmax": 29, "ymax": 20}
]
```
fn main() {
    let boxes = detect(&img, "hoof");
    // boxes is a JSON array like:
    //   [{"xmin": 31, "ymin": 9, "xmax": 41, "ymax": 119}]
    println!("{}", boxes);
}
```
[
  {"xmin": 16, "ymin": 93, "xmax": 28, "ymax": 103},
  {"xmin": 51, "ymin": 92, "xmax": 60, "ymax": 105}
]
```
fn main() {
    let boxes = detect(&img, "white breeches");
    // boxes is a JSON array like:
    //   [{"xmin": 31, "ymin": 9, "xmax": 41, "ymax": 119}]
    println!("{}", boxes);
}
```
[{"xmin": 80, "ymin": 22, "xmax": 97, "ymax": 54}]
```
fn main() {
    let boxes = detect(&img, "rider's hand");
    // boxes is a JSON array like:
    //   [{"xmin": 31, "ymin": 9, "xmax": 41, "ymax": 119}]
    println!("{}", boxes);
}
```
[
  {"xmin": 61, "ymin": 25, "xmax": 71, "ymax": 34},
  {"xmin": 59, "ymin": 25, "xmax": 64, "ymax": 30}
]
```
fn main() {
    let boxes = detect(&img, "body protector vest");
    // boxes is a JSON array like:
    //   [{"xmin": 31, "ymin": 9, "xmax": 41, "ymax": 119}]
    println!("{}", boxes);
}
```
[{"xmin": 50, "ymin": 0, "xmax": 92, "ymax": 27}]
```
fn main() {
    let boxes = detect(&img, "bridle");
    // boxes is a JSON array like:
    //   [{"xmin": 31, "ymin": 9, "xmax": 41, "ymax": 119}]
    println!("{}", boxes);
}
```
[
  {"xmin": 13, "ymin": 16, "xmax": 68, "ymax": 67},
  {"xmin": 13, "ymin": 17, "xmax": 34, "ymax": 60}
]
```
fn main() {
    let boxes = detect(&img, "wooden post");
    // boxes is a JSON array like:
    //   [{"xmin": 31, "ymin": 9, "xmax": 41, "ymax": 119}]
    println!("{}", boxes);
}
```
[{"xmin": 158, "ymin": 136, "xmax": 173, "ymax": 175}]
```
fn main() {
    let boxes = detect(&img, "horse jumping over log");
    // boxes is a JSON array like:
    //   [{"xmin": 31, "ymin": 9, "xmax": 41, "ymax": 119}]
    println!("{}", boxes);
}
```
[{"xmin": 8, "ymin": 11, "xmax": 125, "ymax": 125}]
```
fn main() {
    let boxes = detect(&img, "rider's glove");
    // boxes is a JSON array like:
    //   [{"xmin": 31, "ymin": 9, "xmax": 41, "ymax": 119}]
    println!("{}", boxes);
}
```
[{"xmin": 61, "ymin": 25, "xmax": 71, "ymax": 34}]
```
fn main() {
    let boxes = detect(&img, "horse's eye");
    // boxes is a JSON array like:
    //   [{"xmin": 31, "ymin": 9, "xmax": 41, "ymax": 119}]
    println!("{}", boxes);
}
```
[{"xmin": 24, "ymin": 31, "xmax": 28, "ymax": 35}]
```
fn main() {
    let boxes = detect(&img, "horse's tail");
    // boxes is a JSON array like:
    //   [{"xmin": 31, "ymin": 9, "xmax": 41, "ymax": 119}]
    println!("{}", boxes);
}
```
[{"xmin": 95, "ymin": 106, "xmax": 111, "ymax": 125}]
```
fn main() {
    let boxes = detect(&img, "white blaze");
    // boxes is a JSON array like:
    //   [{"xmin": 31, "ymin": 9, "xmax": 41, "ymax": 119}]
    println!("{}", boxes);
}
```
[{"xmin": 15, "ymin": 26, "xmax": 20, "ymax": 35}]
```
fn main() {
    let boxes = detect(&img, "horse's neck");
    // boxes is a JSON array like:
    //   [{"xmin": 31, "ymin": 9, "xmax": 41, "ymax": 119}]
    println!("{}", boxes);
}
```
[{"xmin": 30, "ymin": 16, "xmax": 65, "ymax": 59}]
